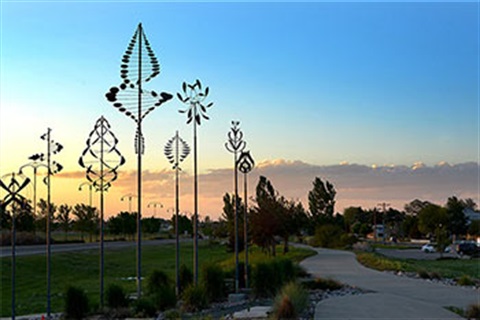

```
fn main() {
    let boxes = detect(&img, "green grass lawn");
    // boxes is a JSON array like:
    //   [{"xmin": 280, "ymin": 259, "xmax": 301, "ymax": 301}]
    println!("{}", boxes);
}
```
[
  {"xmin": 356, "ymin": 252, "xmax": 480, "ymax": 280},
  {"xmin": 1, "ymin": 241, "xmax": 315, "ymax": 317}
]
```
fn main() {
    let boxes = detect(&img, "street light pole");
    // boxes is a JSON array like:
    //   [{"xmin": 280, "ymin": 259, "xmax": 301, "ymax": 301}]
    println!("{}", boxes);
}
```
[
  {"xmin": 78, "ymin": 181, "xmax": 93, "ymax": 207},
  {"xmin": 19, "ymin": 162, "xmax": 48, "ymax": 221}
]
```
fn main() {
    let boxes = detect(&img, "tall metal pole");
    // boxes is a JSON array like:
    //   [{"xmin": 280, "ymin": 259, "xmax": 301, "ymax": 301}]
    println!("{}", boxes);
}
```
[
  {"xmin": 136, "ymin": 24, "xmax": 143, "ymax": 298},
  {"xmin": 165, "ymin": 130, "xmax": 189, "ymax": 295},
  {"xmin": 237, "ymin": 150, "xmax": 254, "ymax": 290},
  {"xmin": 99, "ymin": 125, "xmax": 105, "ymax": 308},
  {"xmin": 11, "ymin": 176, "xmax": 17, "ymax": 320},
  {"xmin": 193, "ymin": 106, "xmax": 199, "ymax": 284},
  {"xmin": 243, "ymin": 171, "xmax": 248, "ymax": 289},
  {"xmin": 46, "ymin": 128, "xmax": 51, "ymax": 319},
  {"xmin": 175, "ymin": 131, "xmax": 180, "ymax": 295},
  {"xmin": 225, "ymin": 121, "xmax": 246, "ymax": 293}
]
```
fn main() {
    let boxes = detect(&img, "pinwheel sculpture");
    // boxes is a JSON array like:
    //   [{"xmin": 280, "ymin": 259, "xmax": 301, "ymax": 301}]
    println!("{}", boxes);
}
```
[
  {"xmin": 1, "ymin": 172, "xmax": 30, "ymax": 319},
  {"xmin": 177, "ymin": 79, "xmax": 212, "ymax": 284},
  {"xmin": 105, "ymin": 23, "xmax": 172, "ymax": 297},
  {"xmin": 237, "ymin": 150, "xmax": 255, "ymax": 288},
  {"xmin": 225, "ymin": 121, "xmax": 247, "ymax": 293},
  {"xmin": 28, "ymin": 128, "xmax": 63, "ymax": 318},
  {"xmin": 79, "ymin": 116, "xmax": 125, "ymax": 307},
  {"xmin": 164, "ymin": 131, "xmax": 190, "ymax": 295}
]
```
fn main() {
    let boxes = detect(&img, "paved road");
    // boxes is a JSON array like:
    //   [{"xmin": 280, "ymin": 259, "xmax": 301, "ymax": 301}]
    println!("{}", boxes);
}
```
[
  {"xmin": 0, "ymin": 239, "xmax": 177, "ymax": 258},
  {"xmin": 300, "ymin": 247, "xmax": 479, "ymax": 319}
]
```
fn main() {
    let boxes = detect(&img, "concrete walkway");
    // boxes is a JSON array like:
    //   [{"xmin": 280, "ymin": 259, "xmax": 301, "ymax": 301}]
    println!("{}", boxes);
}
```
[{"xmin": 300, "ymin": 247, "xmax": 479, "ymax": 319}]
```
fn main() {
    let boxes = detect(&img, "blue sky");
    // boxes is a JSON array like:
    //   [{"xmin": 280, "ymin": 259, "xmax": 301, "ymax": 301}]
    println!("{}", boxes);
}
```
[{"xmin": 0, "ymin": 1, "xmax": 478, "ymax": 215}]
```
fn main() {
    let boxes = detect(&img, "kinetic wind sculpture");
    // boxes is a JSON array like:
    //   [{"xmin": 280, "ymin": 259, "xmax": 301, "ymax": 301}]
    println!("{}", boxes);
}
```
[
  {"xmin": 29, "ymin": 128, "xmax": 63, "ymax": 318},
  {"xmin": 0, "ymin": 172, "xmax": 30, "ymax": 320},
  {"xmin": 237, "ymin": 150, "xmax": 255, "ymax": 288},
  {"xmin": 164, "ymin": 131, "xmax": 190, "ymax": 295},
  {"xmin": 225, "ymin": 121, "xmax": 247, "ymax": 293},
  {"xmin": 79, "ymin": 116, "xmax": 125, "ymax": 307},
  {"xmin": 177, "ymin": 79, "xmax": 213, "ymax": 284},
  {"xmin": 105, "ymin": 23, "xmax": 172, "ymax": 297}
]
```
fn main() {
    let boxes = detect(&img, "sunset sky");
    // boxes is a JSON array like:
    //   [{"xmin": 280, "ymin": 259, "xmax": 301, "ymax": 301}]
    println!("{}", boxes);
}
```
[{"xmin": 1, "ymin": 1, "xmax": 478, "ymax": 219}]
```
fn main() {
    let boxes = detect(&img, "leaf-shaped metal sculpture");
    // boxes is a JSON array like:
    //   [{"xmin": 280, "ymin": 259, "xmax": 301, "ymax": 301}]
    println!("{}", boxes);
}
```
[
  {"xmin": 78, "ymin": 116, "xmax": 124, "ymax": 308},
  {"xmin": 178, "ymin": 79, "xmax": 213, "ymax": 126},
  {"xmin": 225, "ymin": 121, "xmax": 246, "ymax": 154},
  {"xmin": 237, "ymin": 151, "xmax": 255, "ymax": 174},
  {"xmin": 79, "ymin": 116, "xmax": 125, "ymax": 192},
  {"xmin": 164, "ymin": 131, "xmax": 190, "ymax": 170}
]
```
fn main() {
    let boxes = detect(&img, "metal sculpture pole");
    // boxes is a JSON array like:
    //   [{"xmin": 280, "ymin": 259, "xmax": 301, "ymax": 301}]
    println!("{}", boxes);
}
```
[
  {"xmin": 1, "ymin": 172, "xmax": 30, "ymax": 320},
  {"xmin": 29, "ymin": 128, "xmax": 63, "ymax": 318},
  {"xmin": 78, "ymin": 181, "xmax": 94, "ymax": 207},
  {"xmin": 237, "ymin": 151, "xmax": 254, "ymax": 289},
  {"xmin": 177, "ymin": 80, "xmax": 213, "ymax": 284},
  {"xmin": 164, "ymin": 131, "xmax": 190, "ymax": 295},
  {"xmin": 18, "ymin": 162, "xmax": 48, "ymax": 220},
  {"xmin": 147, "ymin": 201, "xmax": 163, "ymax": 217},
  {"xmin": 79, "ymin": 116, "xmax": 125, "ymax": 307},
  {"xmin": 106, "ymin": 23, "xmax": 172, "ymax": 297},
  {"xmin": 225, "ymin": 121, "xmax": 246, "ymax": 293}
]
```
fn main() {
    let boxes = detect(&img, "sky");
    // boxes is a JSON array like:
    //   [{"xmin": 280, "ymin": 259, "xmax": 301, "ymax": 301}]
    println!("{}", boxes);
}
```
[{"xmin": 0, "ymin": 1, "xmax": 478, "ymax": 220}]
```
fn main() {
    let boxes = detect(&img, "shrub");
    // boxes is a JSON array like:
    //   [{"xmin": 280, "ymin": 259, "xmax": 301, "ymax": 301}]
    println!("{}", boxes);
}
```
[
  {"xmin": 201, "ymin": 263, "xmax": 225, "ymax": 302},
  {"xmin": 252, "ymin": 259, "xmax": 300, "ymax": 298},
  {"xmin": 64, "ymin": 286, "xmax": 89, "ymax": 319},
  {"xmin": 312, "ymin": 224, "xmax": 345, "ymax": 248},
  {"xmin": 151, "ymin": 285, "xmax": 177, "ymax": 311},
  {"xmin": 164, "ymin": 309, "xmax": 182, "ymax": 320},
  {"xmin": 274, "ymin": 296, "xmax": 296, "ymax": 320},
  {"xmin": 272, "ymin": 282, "xmax": 308, "ymax": 319},
  {"xmin": 147, "ymin": 270, "xmax": 170, "ymax": 294},
  {"xmin": 466, "ymin": 303, "xmax": 480, "ymax": 320},
  {"xmin": 182, "ymin": 285, "xmax": 208, "ymax": 312},
  {"xmin": 179, "ymin": 264, "xmax": 193, "ymax": 294},
  {"xmin": 417, "ymin": 270, "xmax": 430, "ymax": 279},
  {"xmin": 252, "ymin": 261, "xmax": 276, "ymax": 297},
  {"xmin": 105, "ymin": 283, "xmax": 128, "ymax": 309},
  {"xmin": 133, "ymin": 297, "xmax": 156, "ymax": 318},
  {"xmin": 457, "ymin": 275, "xmax": 475, "ymax": 286},
  {"xmin": 302, "ymin": 277, "xmax": 343, "ymax": 291}
]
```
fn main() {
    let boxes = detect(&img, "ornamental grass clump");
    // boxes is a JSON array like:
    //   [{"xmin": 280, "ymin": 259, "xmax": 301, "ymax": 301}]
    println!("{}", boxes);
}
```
[{"xmin": 272, "ymin": 282, "xmax": 308, "ymax": 320}]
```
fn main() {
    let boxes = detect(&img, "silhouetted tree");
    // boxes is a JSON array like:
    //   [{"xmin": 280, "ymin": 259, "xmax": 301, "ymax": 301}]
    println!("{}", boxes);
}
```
[
  {"xmin": 107, "ymin": 211, "xmax": 136, "ymax": 239},
  {"xmin": 35, "ymin": 199, "xmax": 57, "ymax": 233},
  {"xmin": 221, "ymin": 193, "xmax": 244, "ymax": 252},
  {"xmin": 418, "ymin": 204, "xmax": 448, "ymax": 237},
  {"xmin": 445, "ymin": 196, "xmax": 468, "ymax": 236},
  {"xmin": 72, "ymin": 204, "xmax": 99, "ymax": 242},
  {"xmin": 57, "ymin": 204, "xmax": 72, "ymax": 241},
  {"xmin": 251, "ymin": 176, "xmax": 280, "ymax": 256},
  {"xmin": 308, "ymin": 177, "xmax": 336, "ymax": 228},
  {"xmin": 171, "ymin": 214, "xmax": 193, "ymax": 236}
]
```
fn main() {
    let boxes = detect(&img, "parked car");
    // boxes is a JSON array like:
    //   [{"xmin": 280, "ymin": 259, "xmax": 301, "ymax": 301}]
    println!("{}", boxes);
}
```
[
  {"xmin": 456, "ymin": 242, "xmax": 480, "ymax": 257},
  {"xmin": 421, "ymin": 243, "xmax": 436, "ymax": 253}
]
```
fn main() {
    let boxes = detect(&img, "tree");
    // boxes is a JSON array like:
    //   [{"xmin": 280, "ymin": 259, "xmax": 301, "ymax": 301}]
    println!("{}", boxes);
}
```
[
  {"xmin": 251, "ymin": 176, "xmax": 280, "ymax": 256},
  {"xmin": 276, "ymin": 197, "xmax": 308, "ymax": 253},
  {"xmin": 402, "ymin": 215, "xmax": 421, "ymax": 239},
  {"xmin": 461, "ymin": 198, "xmax": 477, "ymax": 210},
  {"xmin": 468, "ymin": 220, "xmax": 480, "ymax": 237},
  {"xmin": 36, "ymin": 199, "xmax": 57, "ymax": 233},
  {"xmin": 171, "ymin": 214, "xmax": 193, "ymax": 236},
  {"xmin": 57, "ymin": 204, "xmax": 72, "ymax": 241},
  {"xmin": 72, "ymin": 204, "xmax": 99, "ymax": 242},
  {"xmin": 308, "ymin": 177, "xmax": 336, "ymax": 227},
  {"xmin": 107, "ymin": 211, "xmax": 136, "ymax": 239},
  {"xmin": 221, "ymin": 193, "xmax": 244, "ymax": 252},
  {"xmin": 1, "ymin": 205, "xmax": 11, "ymax": 230},
  {"xmin": 445, "ymin": 196, "xmax": 468, "ymax": 236},
  {"xmin": 418, "ymin": 204, "xmax": 448, "ymax": 237}
]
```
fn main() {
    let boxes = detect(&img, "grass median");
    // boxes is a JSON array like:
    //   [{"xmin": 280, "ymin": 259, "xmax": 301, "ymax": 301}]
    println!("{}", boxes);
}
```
[
  {"xmin": 1, "ymin": 241, "xmax": 315, "ymax": 317},
  {"xmin": 356, "ymin": 251, "xmax": 480, "ymax": 280}
]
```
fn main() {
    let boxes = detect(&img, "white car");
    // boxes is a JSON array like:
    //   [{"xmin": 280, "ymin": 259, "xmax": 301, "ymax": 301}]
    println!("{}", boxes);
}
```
[{"xmin": 421, "ymin": 244, "xmax": 436, "ymax": 253}]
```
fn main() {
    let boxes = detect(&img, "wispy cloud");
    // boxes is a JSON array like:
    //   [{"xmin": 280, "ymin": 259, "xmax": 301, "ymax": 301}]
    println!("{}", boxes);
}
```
[{"xmin": 56, "ymin": 160, "xmax": 478, "ymax": 218}]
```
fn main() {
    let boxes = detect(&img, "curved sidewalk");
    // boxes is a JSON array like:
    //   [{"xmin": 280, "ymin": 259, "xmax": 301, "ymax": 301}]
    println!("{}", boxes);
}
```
[{"xmin": 300, "ymin": 247, "xmax": 479, "ymax": 319}]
